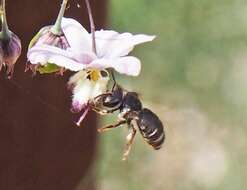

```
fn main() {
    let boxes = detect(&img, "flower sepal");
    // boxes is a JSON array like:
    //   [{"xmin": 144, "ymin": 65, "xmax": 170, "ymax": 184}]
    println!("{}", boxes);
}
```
[{"xmin": 28, "ymin": 26, "xmax": 51, "ymax": 49}]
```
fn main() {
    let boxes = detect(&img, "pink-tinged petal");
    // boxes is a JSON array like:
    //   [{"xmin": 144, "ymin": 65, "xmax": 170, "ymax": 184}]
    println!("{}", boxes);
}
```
[
  {"xmin": 68, "ymin": 70, "xmax": 109, "ymax": 113},
  {"xmin": 95, "ymin": 30, "xmax": 155, "ymax": 58},
  {"xmin": 61, "ymin": 17, "xmax": 92, "ymax": 52},
  {"xmin": 27, "ymin": 45, "xmax": 96, "ymax": 71},
  {"xmin": 69, "ymin": 71, "xmax": 94, "ymax": 113},
  {"xmin": 71, "ymin": 79, "xmax": 94, "ymax": 112},
  {"xmin": 71, "ymin": 101, "xmax": 87, "ymax": 113},
  {"xmin": 88, "ymin": 56, "xmax": 141, "ymax": 76}
]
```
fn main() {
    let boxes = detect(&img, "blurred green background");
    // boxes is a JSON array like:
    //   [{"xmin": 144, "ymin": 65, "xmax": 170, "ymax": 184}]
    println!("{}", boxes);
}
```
[{"xmin": 95, "ymin": 0, "xmax": 247, "ymax": 190}]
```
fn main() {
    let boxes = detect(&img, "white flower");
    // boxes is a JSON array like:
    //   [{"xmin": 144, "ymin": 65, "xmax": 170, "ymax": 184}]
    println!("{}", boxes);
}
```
[{"xmin": 27, "ymin": 17, "xmax": 156, "ymax": 76}]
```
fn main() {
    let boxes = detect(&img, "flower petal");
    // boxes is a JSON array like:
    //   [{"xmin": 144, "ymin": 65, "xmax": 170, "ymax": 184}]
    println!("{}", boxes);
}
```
[
  {"xmin": 95, "ymin": 30, "xmax": 155, "ymax": 58},
  {"xmin": 69, "ymin": 71, "xmax": 93, "ymax": 112},
  {"xmin": 61, "ymin": 17, "xmax": 92, "ymax": 52},
  {"xmin": 68, "ymin": 70, "xmax": 109, "ymax": 112},
  {"xmin": 88, "ymin": 56, "xmax": 141, "ymax": 76},
  {"xmin": 71, "ymin": 79, "xmax": 94, "ymax": 112},
  {"xmin": 27, "ymin": 45, "xmax": 96, "ymax": 71}
]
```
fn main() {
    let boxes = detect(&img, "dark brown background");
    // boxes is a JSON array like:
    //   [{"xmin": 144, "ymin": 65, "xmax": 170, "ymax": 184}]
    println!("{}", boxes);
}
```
[{"xmin": 0, "ymin": 0, "xmax": 107, "ymax": 189}]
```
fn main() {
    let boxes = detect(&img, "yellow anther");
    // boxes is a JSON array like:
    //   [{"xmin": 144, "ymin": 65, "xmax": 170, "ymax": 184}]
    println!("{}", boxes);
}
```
[{"xmin": 90, "ymin": 69, "xmax": 100, "ymax": 82}]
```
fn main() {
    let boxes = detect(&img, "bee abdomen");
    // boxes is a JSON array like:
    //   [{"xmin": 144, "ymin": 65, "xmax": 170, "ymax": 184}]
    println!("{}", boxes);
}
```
[
  {"xmin": 141, "ymin": 126, "xmax": 165, "ymax": 149},
  {"xmin": 137, "ymin": 108, "xmax": 165, "ymax": 150}
]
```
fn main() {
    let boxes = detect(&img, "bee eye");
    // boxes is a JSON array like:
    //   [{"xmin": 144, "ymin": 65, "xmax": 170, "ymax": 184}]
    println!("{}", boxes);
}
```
[{"xmin": 100, "ymin": 70, "xmax": 109, "ymax": 77}]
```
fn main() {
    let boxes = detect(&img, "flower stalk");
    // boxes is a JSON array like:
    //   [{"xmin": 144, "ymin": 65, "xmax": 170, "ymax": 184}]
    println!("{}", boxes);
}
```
[
  {"xmin": 0, "ymin": 0, "xmax": 11, "ymax": 40},
  {"xmin": 51, "ymin": 0, "xmax": 68, "ymax": 35},
  {"xmin": 85, "ymin": 0, "xmax": 97, "ymax": 54}
]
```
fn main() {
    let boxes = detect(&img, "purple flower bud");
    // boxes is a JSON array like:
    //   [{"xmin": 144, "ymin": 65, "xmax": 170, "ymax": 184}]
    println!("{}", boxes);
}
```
[
  {"xmin": 0, "ymin": 31, "xmax": 21, "ymax": 78},
  {"xmin": 0, "ymin": 0, "xmax": 21, "ymax": 79}
]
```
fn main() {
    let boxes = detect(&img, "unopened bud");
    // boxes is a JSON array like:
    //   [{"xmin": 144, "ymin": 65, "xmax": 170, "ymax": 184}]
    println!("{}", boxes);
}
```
[
  {"xmin": 0, "ymin": 32, "xmax": 21, "ymax": 78},
  {"xmin": 0, "ymin": 0, "xmax": 21, "ymax": 78}
]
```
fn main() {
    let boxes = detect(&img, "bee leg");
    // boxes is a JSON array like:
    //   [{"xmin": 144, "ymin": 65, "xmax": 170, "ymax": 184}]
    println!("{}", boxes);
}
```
[
  {"xmin": 93, "ymin": 93, "xmax": 112, "ymax": 101},
  {"xmin": 92, "ymin": 107, "xmax": 120, "ymax": 115},
  {"xmin": 122, "ymin": 126, "xmax": 136, "ymax": 161},
  {"xmin": 92, "ymin": 107, "xmax": 109, "ymax": 115},
  {"xmin": 97, "ymin": 120, "xmax": 126, "ymax": 133}
]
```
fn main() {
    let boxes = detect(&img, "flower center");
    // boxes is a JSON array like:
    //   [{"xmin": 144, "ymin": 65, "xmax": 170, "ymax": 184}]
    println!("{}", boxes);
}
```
[
  {"xmin": 85, "ymin": 69, "xmax": 109, "ymax": 82},
  {"xmin": 91, "ymin": 70, "xmax": 100, "ymax": 81},
  {"xmin": 87, "ymin": 69, "xmax": 100, "ymax": 82}
]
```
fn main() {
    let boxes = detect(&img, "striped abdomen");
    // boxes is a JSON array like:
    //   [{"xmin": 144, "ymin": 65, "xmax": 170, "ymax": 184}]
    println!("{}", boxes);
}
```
[{"xmin": 137, "ymin": 108, "xmax": 165, "ymax": 149}]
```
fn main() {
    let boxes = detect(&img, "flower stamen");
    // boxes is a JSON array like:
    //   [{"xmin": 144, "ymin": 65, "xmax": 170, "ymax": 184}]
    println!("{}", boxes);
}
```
[{"xmin": 86, "ymin": 69, "xmax": 101, "ymax": 82}]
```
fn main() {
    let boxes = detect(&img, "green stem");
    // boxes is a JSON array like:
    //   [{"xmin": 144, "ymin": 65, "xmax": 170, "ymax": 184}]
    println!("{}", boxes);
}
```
[
  {"xmin": 0, "ymin": 0, "xmax": 11, "ymax": 39},
  {"xmin": 51, "ymin": 0, "xmax": 68, "ymax": 35}
]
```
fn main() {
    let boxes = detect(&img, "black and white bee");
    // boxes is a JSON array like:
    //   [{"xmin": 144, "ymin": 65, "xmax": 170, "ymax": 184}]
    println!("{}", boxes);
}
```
[{"xmin": 90, "ymin": 84, "xmax": 165, "ymax": 160}]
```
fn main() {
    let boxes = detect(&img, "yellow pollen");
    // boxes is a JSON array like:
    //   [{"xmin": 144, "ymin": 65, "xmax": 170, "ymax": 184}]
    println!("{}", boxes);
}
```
[{"xmin": 90, "ymin": 70, "xmax": 100, "ymax": 82}]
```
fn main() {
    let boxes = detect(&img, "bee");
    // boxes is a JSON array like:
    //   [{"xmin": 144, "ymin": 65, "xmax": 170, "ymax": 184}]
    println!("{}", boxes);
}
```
[{"xmin": 90, "ymin": 84, "xmax": 165, "ymax": 160}]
